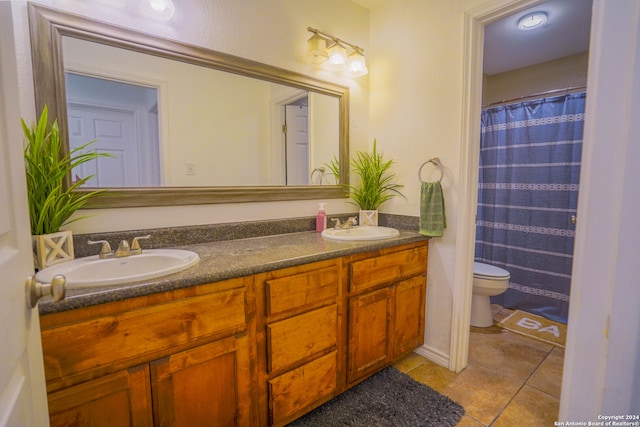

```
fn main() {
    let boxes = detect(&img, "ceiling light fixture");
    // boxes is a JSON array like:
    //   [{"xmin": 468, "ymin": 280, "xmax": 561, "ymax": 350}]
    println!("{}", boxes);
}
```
[
  {"xmin": 141, "ymin": 0, "xmax": 175, "ymax": 21},
  {"xmin": 306, "ymin": 27, "xmax": 368, "ymax": 77},
  {"xmin": 517, "ymin": 12, "xmax": 548, "ymax": 31}
]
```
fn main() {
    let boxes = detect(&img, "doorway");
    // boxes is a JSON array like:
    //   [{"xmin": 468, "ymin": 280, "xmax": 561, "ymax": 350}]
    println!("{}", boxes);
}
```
[
  {"xmin": 478, "ymin": 1, "xmax": 591, "ymax": 322},
  {"xmin": 451, "ymin": 0, "xmax": 591, "ymax": 373},
  {"xmin": 65, "ymin": 73, "xmax": 162, "ymax": 187},
  {"xmin": 284, "ymin": 96, "xmax": 309, "ymax": 185}
]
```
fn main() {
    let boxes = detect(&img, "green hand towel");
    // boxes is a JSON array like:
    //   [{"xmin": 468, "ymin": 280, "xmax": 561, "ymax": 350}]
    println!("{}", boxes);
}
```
[{"xmin": 419, "ymin": 181, "xmax": 446, "ymax": 237}]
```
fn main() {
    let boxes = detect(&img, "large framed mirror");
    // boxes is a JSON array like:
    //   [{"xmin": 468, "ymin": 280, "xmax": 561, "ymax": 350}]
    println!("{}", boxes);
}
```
[{"xmin": 28, "ymin": 3, "xmax": 349, "ymax": 208}]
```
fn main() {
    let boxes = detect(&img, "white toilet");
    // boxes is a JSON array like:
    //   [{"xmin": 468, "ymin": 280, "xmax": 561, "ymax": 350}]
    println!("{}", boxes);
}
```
[{"xmin": 471, "ymin": 262, "xmax": 511, "ymax": 327}]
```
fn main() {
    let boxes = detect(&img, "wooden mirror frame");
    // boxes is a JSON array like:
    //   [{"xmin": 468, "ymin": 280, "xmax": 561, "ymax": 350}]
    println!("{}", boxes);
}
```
[{"xmin": 28, "ymin": 3, "xmax": 349, "ymax": 208}]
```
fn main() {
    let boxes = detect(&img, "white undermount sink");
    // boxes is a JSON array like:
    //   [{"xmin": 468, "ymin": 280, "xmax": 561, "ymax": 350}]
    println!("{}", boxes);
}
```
[
  {"xmin": 35, "ymin": 249, "xmax": 200, "ymax": 288},
  {"xmin": 321, "ymin": 226, "xmax": 400, "ymax": 241}
]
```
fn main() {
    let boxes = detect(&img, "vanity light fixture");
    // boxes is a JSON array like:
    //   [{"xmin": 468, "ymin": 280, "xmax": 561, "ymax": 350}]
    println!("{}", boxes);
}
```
[
  {"xmin": 307, "ymin": 27, "xmax": 368, "ymax": 77},
  {"xmin": 517, "ymin": 12, "xmax": 548, "ymax": 31},
  {"xmin": 327, "ymin": 41, "xmax": 348, "ymax": 67},
  {"xmin": 306, "ymin": 33, "xmax": 329, "ymax": 64},
  {"xmin": 348, "ymin": 47, "xmax": 368, "ymax": 77},
  {"xmin": 141, "ymin": 0, "xmax": 175, "ymax": 20}
]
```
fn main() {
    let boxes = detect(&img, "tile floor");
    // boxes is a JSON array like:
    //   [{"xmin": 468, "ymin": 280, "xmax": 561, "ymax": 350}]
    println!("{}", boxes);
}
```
[{"xmin": 394, "ymin": 305, "xmax": 565, "ymax": 426}]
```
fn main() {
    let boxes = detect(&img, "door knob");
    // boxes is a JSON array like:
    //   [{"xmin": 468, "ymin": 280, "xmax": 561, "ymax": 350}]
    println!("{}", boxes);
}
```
[
  {"xmin": 570, "ymin": 215, "xmax": 577, "ymax": 225},
  {"xmin": 25, "ymin": 274, "xmax": 66, "ymax": 308}
]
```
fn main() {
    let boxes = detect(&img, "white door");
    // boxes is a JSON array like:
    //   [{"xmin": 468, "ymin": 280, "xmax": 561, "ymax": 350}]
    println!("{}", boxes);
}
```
[
  {"xmin": 0, "ymin": 132, "xmax": 49, "ymax": 427},
  {"xmin": 285, "ymin": 104, "xmax": 309, "ymax": 185},
  {"xmin": 68, "ymin": 104, "xmax": 141, "ymax": 187},
  {"xmin": 0, "ymin": 4, "xmax": 50, "ymax": 424}
]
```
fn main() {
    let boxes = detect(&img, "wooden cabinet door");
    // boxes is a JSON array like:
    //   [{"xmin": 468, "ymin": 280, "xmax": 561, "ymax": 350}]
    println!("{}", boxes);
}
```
[
  {"xmin": 347, "ymin": 287, "xmax": 392, "ymax": 384},
  {"xmin": 48, "ymin": 365, "xmax": 152, "ymax": 427},
  {"xmin": 393, "ymin": 275, "xmax": 426, "ymax": 358},
  {"xmin": 151, "ymin": 334, "xmax": 253, "ymax": 427}
]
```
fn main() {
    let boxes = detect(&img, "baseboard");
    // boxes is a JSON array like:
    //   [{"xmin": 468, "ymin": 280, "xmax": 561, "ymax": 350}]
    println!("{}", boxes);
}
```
[{"xmin": 414, "ymin": 344, "xmax": 450, "ymax": 369}]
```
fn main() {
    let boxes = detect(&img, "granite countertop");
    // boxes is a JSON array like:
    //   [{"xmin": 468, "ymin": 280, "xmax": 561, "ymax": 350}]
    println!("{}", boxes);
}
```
[{"xmin": 38, "ymin": 230, "xmax": 429, "ymax": 316}]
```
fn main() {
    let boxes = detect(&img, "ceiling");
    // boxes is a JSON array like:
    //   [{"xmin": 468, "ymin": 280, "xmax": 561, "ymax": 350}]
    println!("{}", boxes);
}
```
[
  {"xmin": 483, "ymin": 0, "xmax": 592, "ymax": 75},
  {"xmin": 351, "ymin": 0, "xmax": 592, "ymax": 76}
]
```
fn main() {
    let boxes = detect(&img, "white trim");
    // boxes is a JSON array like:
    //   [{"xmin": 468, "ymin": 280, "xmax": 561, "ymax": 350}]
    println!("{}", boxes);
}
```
[
  {"xmin": 269, "ymin": 89, "xmax": 309, "ymax": 185},
  {"xmin": 452, "ymin": 0, "xmax": 549, "ymax": 374},
  {"xmin": 64, "ymin": 62, "xmax": 164, "ymax": 93},
  {"xmin": 414, "ymin": 344, "xmax": 450, "ymax": 369}
]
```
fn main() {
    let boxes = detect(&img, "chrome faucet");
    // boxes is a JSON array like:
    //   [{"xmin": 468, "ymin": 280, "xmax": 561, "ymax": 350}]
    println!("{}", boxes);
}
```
[
  {"xmin": 331, "ymin": 216, "xmax": 358, "ymax": 230},
  {"xmin": 88, "ymin": 235, "xmax": 151, "ymax": 259}
]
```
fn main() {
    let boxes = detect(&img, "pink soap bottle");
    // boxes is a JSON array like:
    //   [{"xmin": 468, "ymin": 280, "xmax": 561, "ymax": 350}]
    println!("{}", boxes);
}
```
[{"xmin": 316, "ymin": 203, "xmax": 327, "ymax": 232}]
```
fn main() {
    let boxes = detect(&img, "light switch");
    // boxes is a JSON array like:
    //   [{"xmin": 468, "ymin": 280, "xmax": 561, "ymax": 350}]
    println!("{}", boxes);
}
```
[{"xmin": 186, "ymin": 162, "xmax": 196, "ymax": 175}]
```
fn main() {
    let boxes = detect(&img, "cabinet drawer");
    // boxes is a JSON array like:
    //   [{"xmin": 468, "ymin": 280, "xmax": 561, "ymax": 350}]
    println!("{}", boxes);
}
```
[
  {"xmin": 349, "ymin": 246, "xmax": 428, "ymax": 293},
  {"xmin": 42, "ymin": 287, "xmax": 246, "ymax": 383},
  {"xmin": 267, "ymin": 304, "xmax": 337, "ymax": 373},
  {"xmin": 268, "ymin": 350, "xmax": 337, "ymax": 425},
  {"xmin": 265, "ymin": 266, "xmax": 339, "ymax": 316}
]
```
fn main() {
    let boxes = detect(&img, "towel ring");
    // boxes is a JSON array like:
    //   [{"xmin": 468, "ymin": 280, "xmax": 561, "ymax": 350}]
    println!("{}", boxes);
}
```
[
  {"xmin": 419, "ymin": 158, "xmax": 443, "ymax": 183},
  {"xmin": 310, "ymin": 167, "xmax": 326, "ymax": 184}
]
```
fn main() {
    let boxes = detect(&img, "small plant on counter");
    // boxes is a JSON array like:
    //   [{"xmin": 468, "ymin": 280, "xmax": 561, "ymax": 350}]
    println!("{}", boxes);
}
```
[
  {"xmin": 24, "ymin": 105, "xmax": 113, "ymax": 269},
  {"xmin": 23, "ymin": 105, "xmax": 112, "ymax": 235},
  {"xmin": 346, "ymin": 139, "xmax": 404, "ymax": 211}
]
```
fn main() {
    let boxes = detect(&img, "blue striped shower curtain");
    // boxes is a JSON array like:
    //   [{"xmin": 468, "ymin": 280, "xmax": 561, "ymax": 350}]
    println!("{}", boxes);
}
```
[{"xmin": 475, "ymin": 92, "xmax": 586, "ymax": 324}]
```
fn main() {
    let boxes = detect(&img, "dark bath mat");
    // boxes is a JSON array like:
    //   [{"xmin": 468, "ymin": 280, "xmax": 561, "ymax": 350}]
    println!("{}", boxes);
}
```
[{"xmin": 287, "ymin": 366, "xmax": 465, "ymax": 427}]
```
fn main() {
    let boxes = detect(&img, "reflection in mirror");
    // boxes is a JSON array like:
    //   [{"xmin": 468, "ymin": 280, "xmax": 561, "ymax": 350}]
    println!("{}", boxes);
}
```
[
  {"xmin": 63, "ymin": 37, "xmax": 340, "ymax": 188},
  {"xmin": 29, "ymin": 3, "xmax": 349, "ymax": 207},
  {"xmin": 66, "ymin": 73, "xmax": 162, "ymax": 187}
]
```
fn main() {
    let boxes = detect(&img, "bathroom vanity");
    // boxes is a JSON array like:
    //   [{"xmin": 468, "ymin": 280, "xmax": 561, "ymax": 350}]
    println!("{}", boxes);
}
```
[{"xmin": 38, "ymin": 231, "xmax": 428, "ymax": 426}]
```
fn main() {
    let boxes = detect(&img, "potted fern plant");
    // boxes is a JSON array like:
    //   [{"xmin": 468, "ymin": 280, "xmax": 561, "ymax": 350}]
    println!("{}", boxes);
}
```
[
  {"xmin": 345, "ymin": 139, "xmax": 404, "ymax": 226},
  {"xmin": 23, "ymin": 105, "xmax": 111, "ymax": 269}
]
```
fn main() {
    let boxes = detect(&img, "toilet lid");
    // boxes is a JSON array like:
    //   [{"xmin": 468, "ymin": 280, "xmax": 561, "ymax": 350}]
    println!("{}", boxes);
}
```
[{"xmin": 473, "ymin": 262, "xmax": 510, "ymax": 279}]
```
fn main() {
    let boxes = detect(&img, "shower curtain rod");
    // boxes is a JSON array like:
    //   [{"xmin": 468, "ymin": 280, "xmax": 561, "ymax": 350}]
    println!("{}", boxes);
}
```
[{"xmin": 482, "ymin": 85, "xmax": 587, "ymax": 109}]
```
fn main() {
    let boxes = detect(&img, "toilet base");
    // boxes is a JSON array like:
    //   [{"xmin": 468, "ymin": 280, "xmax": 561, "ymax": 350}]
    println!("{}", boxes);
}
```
[{"xmin": 471, "ymin": 294, "xmax": 494, "ymax": 327}]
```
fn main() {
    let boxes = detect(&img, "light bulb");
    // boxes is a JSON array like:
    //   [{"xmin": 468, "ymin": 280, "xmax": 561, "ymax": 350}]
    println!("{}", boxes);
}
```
[
  {"xmin": 327, "ymin": 41, "xmax": 348, "ymax": 68},
  {"xmin": 307, "ymin": 34, "xmax": 329, "ymax": 64},
  {"xmin": 348, "ymin": 49, "xmax": 368, "ymax": 77},
  {"xmin": 142, "ymin": 0, "xmax": 175, "ymax": 20},
  {"xmin": 517, "ymin": 12, "xmax": 548, "ymax": 31}
]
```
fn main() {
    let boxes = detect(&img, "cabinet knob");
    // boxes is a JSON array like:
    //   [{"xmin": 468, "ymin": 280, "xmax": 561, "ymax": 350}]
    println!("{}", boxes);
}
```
[{"xmin": 25, "ymin": 274, "xmax": 66, "ymax": 308}]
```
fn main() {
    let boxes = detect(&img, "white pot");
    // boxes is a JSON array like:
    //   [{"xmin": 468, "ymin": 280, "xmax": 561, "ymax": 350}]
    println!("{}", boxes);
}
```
[
  {"xmin": 359, "ymin": 210, "xmax": 379, "ymax": 226},
  {"xmin": 32, "ymin": 230, "xmax": 74, "ymax": 270}
]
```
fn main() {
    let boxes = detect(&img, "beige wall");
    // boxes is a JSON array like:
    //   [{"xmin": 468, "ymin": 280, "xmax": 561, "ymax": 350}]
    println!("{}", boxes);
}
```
[
  {"xmin": 482, "ymin": 52, "xmax": 589, "ymax": 106},
  {"xmin": 366, "ymin": 0, "xmax": 590, "ymax": 366},
  {"xmin": 15, "ymin": 0, "xmax": 370, "ymax": 232},
  {"xmin": 366, "ymin": 0, "xmax": 489, "ymax": 363},
  {"xmin": 65, "ymin": 37, "xmax": 274, "ymax": 186}
]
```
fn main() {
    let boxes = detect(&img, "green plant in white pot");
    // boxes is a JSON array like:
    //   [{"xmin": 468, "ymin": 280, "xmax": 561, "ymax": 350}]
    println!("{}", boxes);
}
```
[
  {"xmin": 23, "ymin": 105, "xmax": 111, "ymax": 269},
  {"xmin": 346, "ymin": 139, "xmax": 404, "ymax": 226}
]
